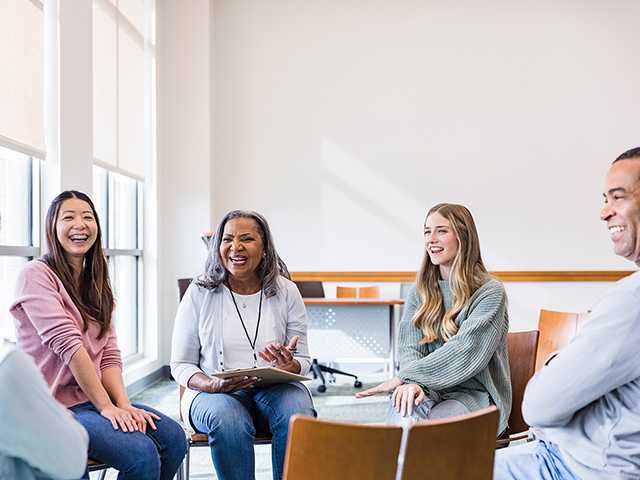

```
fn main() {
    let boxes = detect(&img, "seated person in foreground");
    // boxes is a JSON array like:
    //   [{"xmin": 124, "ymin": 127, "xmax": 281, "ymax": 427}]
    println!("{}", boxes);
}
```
[
  {"xmin": 357, "ymin": 203, "xmax": 511, "ymax": 433},
  {"xmin": 0, "ymin": 340, "xmax": 88, "ymax": 480},
  {"xmin": 494, "ymin": 147, "xmax": 640, "ymax": 480},
  {"xmin": 171, "ymin": 209, "xmax": 316, "ymax": 480},
  {"xmin": 10, "ymin": 190, "xmax": 187, "ymax": 480}
]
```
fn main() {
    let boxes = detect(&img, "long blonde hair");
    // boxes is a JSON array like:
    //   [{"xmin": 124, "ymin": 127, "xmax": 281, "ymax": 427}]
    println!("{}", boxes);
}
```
[{"xmin": 412, "ymin": 203, "xmax": 490, "ymax": 344}]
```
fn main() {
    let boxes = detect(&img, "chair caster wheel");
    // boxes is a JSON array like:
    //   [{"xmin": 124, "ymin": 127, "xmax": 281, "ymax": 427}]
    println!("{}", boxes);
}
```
[
  {"xmin": 354, "ymin": 380, "xmax": 363, "ymax": 388},
  {"xmin": 317, "ymin": 384, "xmax": 327, "ymax": 393}
]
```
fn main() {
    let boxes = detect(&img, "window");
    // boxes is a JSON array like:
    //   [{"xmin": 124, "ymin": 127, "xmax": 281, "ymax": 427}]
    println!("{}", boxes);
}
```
[
  {"xmin": 0, "ymin": 145, "xmax": 41, "ymax": 342},
  {"xmin": 92, "ymin": 0, "xmax": 153, "ymax": 361},
  {"xmin": 0, "ymin": 0, "xmax": 44, "ymax": 152},
  {"xmin": 93, "ymin": 166, "xmax": 143, "ymax": 359}
]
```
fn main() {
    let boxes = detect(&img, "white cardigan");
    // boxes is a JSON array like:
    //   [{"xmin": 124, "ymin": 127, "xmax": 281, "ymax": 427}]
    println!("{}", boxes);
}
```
[{"xmin": 170, "ymin": 276, "xmax": 312, "ymax": 428}]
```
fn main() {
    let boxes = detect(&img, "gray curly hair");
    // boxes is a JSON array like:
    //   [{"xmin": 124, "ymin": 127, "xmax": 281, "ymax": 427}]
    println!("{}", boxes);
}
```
[{"xmin": 196, "ymin": 210, "xmax": 290, "ymax": 297}]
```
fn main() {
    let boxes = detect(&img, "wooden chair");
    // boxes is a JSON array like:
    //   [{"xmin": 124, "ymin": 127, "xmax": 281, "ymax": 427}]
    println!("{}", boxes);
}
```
[
  {"xmin": 536, "ymin": 309, "xmax": 586, "ymax": 372},
  {"xmin": 496, "ymin": 330, "xmax": 539, "ymax": 448},
  {"xmin": 357, "ymin": 285, "xmax": 380, "ymax": 298},
  {"xmin": 336, "ymin": 286, "xmax": 358, "ymax": 298},
  {"xmin": 402, "ymin": 406, "xmax": 499, "ymax": 480},
  {"xmin": 283, "ymin": 415, "xmax": 402, "ymax": 480}
]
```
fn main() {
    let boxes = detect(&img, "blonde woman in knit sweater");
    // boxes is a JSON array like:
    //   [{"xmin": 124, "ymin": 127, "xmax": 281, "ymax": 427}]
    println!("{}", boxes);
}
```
[{"xmin": 357, "ymin": 203, "xmax": 511, "ymax": 433}]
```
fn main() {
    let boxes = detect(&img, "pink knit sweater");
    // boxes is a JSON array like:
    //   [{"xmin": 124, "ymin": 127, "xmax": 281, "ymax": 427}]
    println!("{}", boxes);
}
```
[{"xmin": 10, "ymin": 260, "xmax": 122, "ymax": 408}]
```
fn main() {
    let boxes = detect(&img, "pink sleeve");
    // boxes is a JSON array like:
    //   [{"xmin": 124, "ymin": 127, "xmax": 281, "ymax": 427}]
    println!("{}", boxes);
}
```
[
  {"xmin": 13, "ymin": 262, "xmax": 83, "ymax": 364},
  {"xmin": 100, "ymin": 319, "xmax": 123, "ymax": 371}
]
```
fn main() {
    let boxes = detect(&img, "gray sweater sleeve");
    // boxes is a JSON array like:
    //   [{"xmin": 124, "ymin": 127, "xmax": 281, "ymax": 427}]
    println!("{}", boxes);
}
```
[
  {"xmin": 522, "ymin": 278, "xmax": 640, "ymax": 428},
  {"xmin": 397, "ymin": 287, "xmax": 425, "ymax": 367},
  {"xmin": 397, "ymin": 282, "xmax": 508, "ymax": 391}
]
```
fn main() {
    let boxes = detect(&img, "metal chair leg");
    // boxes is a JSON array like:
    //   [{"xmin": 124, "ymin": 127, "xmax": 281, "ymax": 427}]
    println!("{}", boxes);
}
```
[
  {"xmin": 175, "ymin": 459, "xmax": 185, "ymax": 480},
  {"xmin": 185, "ymin": 444, "xmax": 191, "ymax": 480}
]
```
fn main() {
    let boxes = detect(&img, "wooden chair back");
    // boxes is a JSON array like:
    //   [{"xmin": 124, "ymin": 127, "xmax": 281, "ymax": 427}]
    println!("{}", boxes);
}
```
[
  {"xmin": 178, "ymin": 278, "xmax": 193, "ymax": 302},
  {"xmin": 402, "ymin": 406, "xmax": 499, "ymax": 480},
  {"xmin": 536, "ymin": 309, "xmax": 584, "ymax": 371},
  {"xmin": 336, "ymin": 286, "xmax": 358, "ymax": 298},
  {"xmin": 283, "ymin": 415, "xmax": 402, "ymax": 480},
  {"xmin": 357, "ymin": 286, "xmax": 380, "ymax": 298},
  {"xmin": 505, "ymin": 330, "xmax": 539, "ymax": 435}
]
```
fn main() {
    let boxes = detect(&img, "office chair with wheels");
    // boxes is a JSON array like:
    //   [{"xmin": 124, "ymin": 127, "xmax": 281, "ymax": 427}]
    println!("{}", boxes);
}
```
[{"xmin": 294, "ymin": 281, "xmax": 363, "ymax": 393}]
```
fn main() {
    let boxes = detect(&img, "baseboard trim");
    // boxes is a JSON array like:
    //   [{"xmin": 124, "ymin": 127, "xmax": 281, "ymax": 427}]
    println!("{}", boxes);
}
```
[{"xmin": 126, "ymin": 365, "xmax": 171, "ymax": 397}]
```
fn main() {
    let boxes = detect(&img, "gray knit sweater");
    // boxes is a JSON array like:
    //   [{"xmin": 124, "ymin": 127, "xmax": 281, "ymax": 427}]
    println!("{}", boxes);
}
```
[{"xmin": 397, "ymin": 279, "xmax": 511, "ymax": 433}]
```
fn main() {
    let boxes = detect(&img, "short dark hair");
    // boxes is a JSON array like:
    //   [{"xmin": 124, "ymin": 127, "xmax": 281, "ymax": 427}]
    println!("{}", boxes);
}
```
[{"xmin": 613, "ymin": 147, "xmax": 640, "ymax": 163}]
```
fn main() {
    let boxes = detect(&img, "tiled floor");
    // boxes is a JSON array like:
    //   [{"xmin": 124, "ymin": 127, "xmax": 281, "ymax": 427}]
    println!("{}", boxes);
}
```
[{"xmin": 95, "ymin": 373, "xmax": 389, "ymax": 479}]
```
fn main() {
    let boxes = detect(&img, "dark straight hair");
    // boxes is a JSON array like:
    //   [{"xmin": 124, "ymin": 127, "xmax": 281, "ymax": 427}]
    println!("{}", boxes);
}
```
[
  {"xmin": 41, "ymin": 190, "xmax": 114, "ymax": 338},
  {"xmin": 196, "ymin": 210, "xmax": 290, "ymax": 297}
]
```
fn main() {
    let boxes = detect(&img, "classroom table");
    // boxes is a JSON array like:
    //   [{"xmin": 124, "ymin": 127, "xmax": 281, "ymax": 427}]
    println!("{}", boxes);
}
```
[{"xmin": 303, "ymin": 298, "xmax": 404, "ymax": 374}]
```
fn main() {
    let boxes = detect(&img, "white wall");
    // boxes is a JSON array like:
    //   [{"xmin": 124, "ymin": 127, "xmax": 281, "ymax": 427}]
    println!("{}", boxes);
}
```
[
  {"xmin": 156, "ymin": 0, "xmax": 214, "ymax": 364},
  {"xmin": 203, "ymin": 0, "xmax": 639, "ymax": 329},
  {"xmin": 212, "ymin": 0, "xmax": 638, "ymax": 270},
  {"xmin": 156, "ymin": 1, "xmax": 640, "ymax": 350}
]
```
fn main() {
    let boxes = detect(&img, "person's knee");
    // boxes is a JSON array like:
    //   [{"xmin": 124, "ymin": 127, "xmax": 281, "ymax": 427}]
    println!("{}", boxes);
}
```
[
  {"xmin": 201, "ymin": 405, "xmax": 254, "ymax": 438},
  {"xmin": 123, "ymin": 437, "xmax": 161, "ymax": 480},
  {"xmin": 271, "ymin": 386, "xmax": 315, "ymax": 426},
  {"xmin": 163, "ymin": 418, "xmax": 188, "ymax": 459}
]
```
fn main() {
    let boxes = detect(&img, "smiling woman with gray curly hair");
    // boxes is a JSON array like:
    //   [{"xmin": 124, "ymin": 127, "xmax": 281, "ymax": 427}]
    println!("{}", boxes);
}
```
[
  {"xmin": 196, "ymin": 210, "xmax": 290, "ymax": 297},
  {"xmin": 171, "ymin": 209, "xmax": 315, "ymax": 480}
]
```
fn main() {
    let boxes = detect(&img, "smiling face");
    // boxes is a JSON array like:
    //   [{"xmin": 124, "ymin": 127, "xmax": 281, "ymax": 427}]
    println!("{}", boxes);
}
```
[
  {"xmin": 424, "ymin": 211, "xmax": 459, "ymax": 278},
  {"xmin": 56, "ymin": 198, "xmax": 98, "ymax": 264},
  {"xmin": 219, "ymin": 217, "xmax": 265, "ymax": 283},
  {"xmin": 601, "ymin": 159, "xmax": 640, "ymax": 264}
]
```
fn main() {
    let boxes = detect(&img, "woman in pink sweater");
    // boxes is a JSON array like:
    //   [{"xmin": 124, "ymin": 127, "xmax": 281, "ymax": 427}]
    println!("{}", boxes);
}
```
[{"xmin": 11, "ymin": 190, "xmax": 186, "ymax": 480}]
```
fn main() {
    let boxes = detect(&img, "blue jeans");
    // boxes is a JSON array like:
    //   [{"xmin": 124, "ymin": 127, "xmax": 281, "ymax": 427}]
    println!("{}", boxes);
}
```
[
  {"xmin": 190, "ymin": 382, "xmax": 316, "ymax": 480},
  {"xmin": 494, "ymin": 440, "xmax": 580, "ymax": 480},
  {"xmin": 70, "ymin": 402, "xmax": 187, "ymax": 480}
]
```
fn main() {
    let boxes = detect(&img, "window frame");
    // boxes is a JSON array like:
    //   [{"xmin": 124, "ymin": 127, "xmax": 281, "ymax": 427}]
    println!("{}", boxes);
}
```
[
  {"xmin": 0, "ymin": 141, "xmax": 43, "ymax": 342},
  {"xmin": 93, "ymin": 162, "xmax": 144, "ymax": 362}
]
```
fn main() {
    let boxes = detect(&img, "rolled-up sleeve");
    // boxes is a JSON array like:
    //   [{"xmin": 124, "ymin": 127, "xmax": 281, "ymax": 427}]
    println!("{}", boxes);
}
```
[
  {"xmin": 100, "ymin": 320, "xmax": 123, "ymax": 371},
  {"xmin": 12, "ymin": 262, "xmax": 83, "ymax": 364},
  {"xmin": 171, "ymin": 284, "xmax": 205, "ymax": 386},
  {"xmin": 285, "ymin": 284, "xmax": 311, "ymax": 376}
]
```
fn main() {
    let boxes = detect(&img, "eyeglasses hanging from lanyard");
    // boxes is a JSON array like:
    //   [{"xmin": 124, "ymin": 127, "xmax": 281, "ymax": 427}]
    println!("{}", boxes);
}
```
[{"xmin": 228, "ymin": 286, "xmax": 263, "ymax": 367}]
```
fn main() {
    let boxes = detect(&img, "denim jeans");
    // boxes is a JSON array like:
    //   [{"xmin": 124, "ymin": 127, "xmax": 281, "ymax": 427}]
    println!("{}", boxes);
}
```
[
  {"xmin": 493, "ymin": 440, "xmax": 581, "ymax": 480},
  {"xmin": 190, "ymin": 382, "xmax": 316, "ymax": 480},
  {"xmin": 69, "ymin": 402, "xmax": 187, "ymax": 480},
  {"xmin": 385, "ymin": 395, "xmax": 469, "ymax": 425}
]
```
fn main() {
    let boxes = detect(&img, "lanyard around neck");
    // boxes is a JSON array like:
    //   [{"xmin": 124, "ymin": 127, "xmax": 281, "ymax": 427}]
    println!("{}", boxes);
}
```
[{"xmin": 228, "ymin": 285, "xmax": 263, "ymax": 366}]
